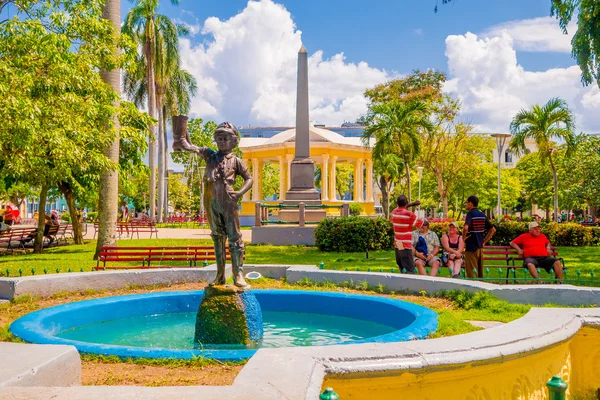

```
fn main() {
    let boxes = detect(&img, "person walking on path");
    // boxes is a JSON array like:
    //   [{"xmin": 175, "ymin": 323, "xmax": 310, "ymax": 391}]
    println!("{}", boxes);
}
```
[
  {"xmin": 462, "ymin": 195, "xmax": 496, "ymax": 278},
  {"xmin": 390, "ymin": 195, "xmax": 421, "ymax": 274},
  {"xmin": 509, "ymin": 221, "xmax": 564, "ymax": 281}
]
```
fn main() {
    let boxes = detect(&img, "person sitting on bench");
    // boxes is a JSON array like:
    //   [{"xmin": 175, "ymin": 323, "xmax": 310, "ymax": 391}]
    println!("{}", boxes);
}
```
[
  {"xmin": 510, "ymin": 221, "xmax": 564, "ymax": 281},
  {"xmin": 22, "ymin": 212, "xmax": 59, "ymax": 245}
]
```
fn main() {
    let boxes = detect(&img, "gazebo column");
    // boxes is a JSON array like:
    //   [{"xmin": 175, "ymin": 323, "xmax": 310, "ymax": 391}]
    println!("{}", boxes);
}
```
[
  {"xmin": 356, "ymin": 158, "xmax": 364, "ymax": 202},
  {"xmin": 258, "ymin": 160, "xmax": 264, "ymax": 200},
  {"xmin": 366, "ymin": 158, "xmax": 373, "ymax": 202},
  {"xmin": 286, "ymin": 154, "xmax": 294, "ymax": 190},
  {"xmin": 243, "ymin": 159, "xmax": 251, "ymax": 201},
  {"xmin": 329, "ymin": 156, "xmax": 337, "ymax": 201},
  {"xmin": 278, "ymin": 155, "xmax": 285, "ymax": 201},
  {"xmin": 321, "ymin": 154, "xmax": 329, "ymax": 201},
  {"xmin": 251, "ymin": 158, "xmax": 260, "ymax": 201},
  {"xmin": 353, "ymin": 159, "xmax": 360, "ymax": 201}
]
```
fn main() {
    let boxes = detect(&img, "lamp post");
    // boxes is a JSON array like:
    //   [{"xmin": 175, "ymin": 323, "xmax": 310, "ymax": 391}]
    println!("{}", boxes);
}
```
[
  {"xmin": 490, "ymin": 133, "xmax": 512, "ymax": 222},
  {"xmin": 417, "ymin": 166, "xmax": 424, "ymax": 218}
]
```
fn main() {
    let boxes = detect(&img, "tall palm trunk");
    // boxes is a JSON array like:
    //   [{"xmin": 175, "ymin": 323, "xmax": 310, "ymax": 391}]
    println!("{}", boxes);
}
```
[
  {"xmin": 157, "ymin": 97, "xmax": 164, "ymax": 222},
  {"xmin": 163, "ymin": 107, "xmax": 169, "ymax": 221},
  {"xmin": 34, "ymin": 184, "xmax": 48, "ymax": 254},
  {"xmin": 94, "ymin": 0, "xmax": 120, "ymax": 259},
  {"xmin": 145, "ymin": 29, "xmax": 157, "ymax": 221},
  {"xmin": 404, "ymin": 159, "xmax": 411, "ymax": 202},
  {"xmin": 549, "ymin": 153, "xmax": 559, "ymax": 222},
  {"xmin": 378, "ymin": 176, "xmax": 390, "ymax": 218}
]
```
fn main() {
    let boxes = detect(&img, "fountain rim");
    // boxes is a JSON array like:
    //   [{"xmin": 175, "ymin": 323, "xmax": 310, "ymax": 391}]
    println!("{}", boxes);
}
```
[{"xmin": 9, "ymin": 289, "xmax": 438, "ymax": 361}]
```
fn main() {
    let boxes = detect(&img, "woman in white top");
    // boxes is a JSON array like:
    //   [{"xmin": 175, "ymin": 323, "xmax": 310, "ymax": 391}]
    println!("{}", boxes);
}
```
[{"xmin": 441, "ymin": 221, "xmax": 465, "ymax": 278}]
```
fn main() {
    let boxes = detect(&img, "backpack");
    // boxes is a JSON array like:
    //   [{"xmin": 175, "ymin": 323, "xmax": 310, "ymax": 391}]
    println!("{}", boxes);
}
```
[{"xmin": 415, "ymin": 235, "xmax": 428, "ymax": 255}]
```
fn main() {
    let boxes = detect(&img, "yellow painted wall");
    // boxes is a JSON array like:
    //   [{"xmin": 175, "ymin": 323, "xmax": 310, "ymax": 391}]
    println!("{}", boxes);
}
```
[{"xmin": 323, "ymin": 326, "xmax": 600, "ymax": 400}]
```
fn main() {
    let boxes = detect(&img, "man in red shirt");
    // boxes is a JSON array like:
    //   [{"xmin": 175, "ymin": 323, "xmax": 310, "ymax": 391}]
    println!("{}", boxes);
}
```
[
  {"xmin": 390, "ymin": 195, "xmax": 420, "ymax": 274},
  {"xmin": 510, "ymin": 221, "xmax": 563, "ymax": 280}
]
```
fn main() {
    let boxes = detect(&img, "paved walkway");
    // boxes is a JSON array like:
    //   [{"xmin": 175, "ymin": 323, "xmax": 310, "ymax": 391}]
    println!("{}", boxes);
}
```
[{"xmin": 82, "ymin": 224, "xmax": 254, "ymax": 242}]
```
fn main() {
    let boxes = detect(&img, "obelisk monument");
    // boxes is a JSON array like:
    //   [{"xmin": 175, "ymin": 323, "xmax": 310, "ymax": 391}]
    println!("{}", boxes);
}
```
[{"xmin": 279, "ymin": 45, "xmax": 326, "ymax": 222}]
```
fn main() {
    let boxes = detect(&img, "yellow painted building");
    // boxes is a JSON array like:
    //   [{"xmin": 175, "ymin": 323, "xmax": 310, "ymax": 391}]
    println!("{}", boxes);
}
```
[{"xmin": 239, "ymin": 125, "xmax": 376, "ymax": 218}]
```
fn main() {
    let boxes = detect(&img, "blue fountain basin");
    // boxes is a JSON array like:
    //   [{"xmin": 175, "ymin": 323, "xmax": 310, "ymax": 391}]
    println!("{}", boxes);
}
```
[{"xmin": 10, "ymin": 290, "xmax": 438, "ymax": 361}]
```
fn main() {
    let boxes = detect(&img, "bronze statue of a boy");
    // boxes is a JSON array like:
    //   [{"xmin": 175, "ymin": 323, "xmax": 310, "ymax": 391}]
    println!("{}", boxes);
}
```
[{"xmin": 172, "ymin": 116, "xmax": 253, "ymax": 288}]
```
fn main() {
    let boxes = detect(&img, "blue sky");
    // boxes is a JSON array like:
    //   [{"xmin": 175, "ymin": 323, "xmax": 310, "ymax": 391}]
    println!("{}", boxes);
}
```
[
  {"xmin": 115, "ymin": 0, "xmax": 600, "ymax": 134},
  {"xmin": 3, "ymin": 0, "xmax": 595, "ymax": 131},
  {"xmin": 123, "ymin": 0, "xmax": 574, "ymax": 74}
]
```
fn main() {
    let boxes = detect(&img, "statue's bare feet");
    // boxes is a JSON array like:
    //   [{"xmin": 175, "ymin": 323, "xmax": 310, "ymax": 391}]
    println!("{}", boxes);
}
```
[
  {"xmin": 233, "ymin": 273, "xmax": 250, "ymax": 289},
  {"xmin": 209, "ymin": 272, "xmax": 226, "ymax": 286}
]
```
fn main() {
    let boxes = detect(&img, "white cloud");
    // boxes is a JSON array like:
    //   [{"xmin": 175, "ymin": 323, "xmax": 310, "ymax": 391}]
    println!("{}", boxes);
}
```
[
  {"xmin": 179, "ymin": 0, "xmax": 391, "ymax": 126},
  {"xmin": 444, "ymin": 32, "xmax": 600, "ymax": 133},
  {"xmin": 480, "ymin": 16, "xmax": 575, "ymax": 53}
]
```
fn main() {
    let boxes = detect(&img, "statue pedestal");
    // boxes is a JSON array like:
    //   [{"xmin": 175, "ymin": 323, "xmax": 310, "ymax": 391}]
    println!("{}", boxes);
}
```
[{"xmin": 194, "ymin": 285, "xmax": 263, "ymax": 346}]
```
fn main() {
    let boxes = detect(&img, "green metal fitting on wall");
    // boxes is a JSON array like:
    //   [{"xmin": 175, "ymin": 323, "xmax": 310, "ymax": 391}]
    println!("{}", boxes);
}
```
[
  {"xmin": 320, "ymin": 387, "xmax": 339, "ymax": 400},
  {"xmin": 546, "ymin": 375, "xmax": 567, "ymax": 400}
]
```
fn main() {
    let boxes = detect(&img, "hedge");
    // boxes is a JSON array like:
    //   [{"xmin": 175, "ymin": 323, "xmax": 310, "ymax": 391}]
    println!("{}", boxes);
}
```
[
  {"xmin": 316, "ymin": 217, "xmax": 600, "ymax": 252},
  {"xmin": 430, "ymin": 221, "xmax": 600, "ymax": 247},
  {"xmin": 314, "ymin": 216, "xmax": 393, "ymax": 252}
]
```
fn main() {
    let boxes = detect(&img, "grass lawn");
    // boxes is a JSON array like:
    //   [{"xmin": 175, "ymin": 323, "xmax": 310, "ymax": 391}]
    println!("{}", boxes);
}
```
[{"xmin": 0, "ymin": 239, "xmax": 598, "ymax": 284}]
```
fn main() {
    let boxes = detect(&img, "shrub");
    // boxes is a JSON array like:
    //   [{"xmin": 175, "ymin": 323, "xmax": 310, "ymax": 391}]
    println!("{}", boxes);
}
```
[
  {"xmin": 87, "ymin": 212, "xmax": 98, "ymax": 222},
  {"xmin": 429, "ymin": 221, "xmax": 599, "ymax": 247},
  {"xmin": 349, "ymin": 203, "xmax": 363, "ymax": 216},
  {"xmin": 315, "ymin": 216, "xmax": 393, "ymax": 252},
  {"xmin": 60, "ymin": 213, "xmax": 71, "ymax": 222}
]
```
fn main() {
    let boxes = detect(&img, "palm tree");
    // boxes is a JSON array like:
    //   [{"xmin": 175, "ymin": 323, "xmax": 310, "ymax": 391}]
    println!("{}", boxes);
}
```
[
  {"xmin": 122, "ymin": 0, "xmax": 182, "ymax": 221},
  {"xmin": 509, "ymin": 97, "xmax": 575, "ymax": 222},
  {"xmin": 362, "ymin": 101, "xmax": 433, "ymax": 202},
  {"xmin": 95, "ymin": 0, "xmax": 121, "ymax": 258},
  {"xmin": 161, "ymin": 68, "xmax": 197, "ymax": 220}
]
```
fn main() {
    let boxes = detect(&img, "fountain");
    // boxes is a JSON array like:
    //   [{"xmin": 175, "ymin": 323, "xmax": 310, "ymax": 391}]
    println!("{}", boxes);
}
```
[{"xmin": 10, "ymin": 290, "xmax": 438, "ymax": 361}]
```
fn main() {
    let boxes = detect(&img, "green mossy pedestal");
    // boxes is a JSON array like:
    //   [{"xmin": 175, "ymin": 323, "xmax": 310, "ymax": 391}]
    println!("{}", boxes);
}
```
[{"xmin": 194, "ymin": 285, "xmax": 264, "ymax": 346}]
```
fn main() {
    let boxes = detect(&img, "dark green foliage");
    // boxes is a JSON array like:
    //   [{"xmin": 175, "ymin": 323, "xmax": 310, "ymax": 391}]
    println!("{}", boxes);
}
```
[
  {"xmin": 195, "ymin": 294, "xmax": 249, "ymax": 345},
  {"xmin": 315, "ymin": 216, "xmax": 394, "ymax": 252}
]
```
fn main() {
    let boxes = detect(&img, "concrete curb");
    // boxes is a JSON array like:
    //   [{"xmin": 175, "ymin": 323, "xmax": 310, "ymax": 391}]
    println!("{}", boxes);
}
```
[{"xmin": 0, "ymin": 342, "xmax": 81, "ymax": 388}]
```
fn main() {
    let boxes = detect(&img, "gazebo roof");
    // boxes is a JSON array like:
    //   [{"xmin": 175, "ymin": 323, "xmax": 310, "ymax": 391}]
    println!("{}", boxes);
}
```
[{"xmin": 239, "ymin": 126, "xmax": 374, "ymax": 150}]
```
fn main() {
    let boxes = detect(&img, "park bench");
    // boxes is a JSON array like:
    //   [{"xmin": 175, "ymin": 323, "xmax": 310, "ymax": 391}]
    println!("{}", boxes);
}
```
[
  {"xmin": 93, "ymin": 220, "xmax": 158, "ymax": 239},
  {"xmin": 0, "ymin": 227, "xmax": 37, "ymax": 252},
  {"xmin": 130, "ymin": 220, "xmax": 158, "ymax": 239},
  {"xmin": 95, "ymin": 245, "xmax": 238, "ymax": 270},
  {"xmin": 479, "ymin": 245, "xmax": 565, "ymax": 281}
]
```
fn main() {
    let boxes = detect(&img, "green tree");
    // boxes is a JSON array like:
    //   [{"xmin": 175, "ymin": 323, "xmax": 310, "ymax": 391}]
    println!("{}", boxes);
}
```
[
  {"xmin": 551, "ymin": 0, "xmax": 600, "ymax": 87},
  {"xmin": 509, "ymin": 98, "xmax": 576, "ymax": 221},
  {"xmin": 167, "ymin": 173, "xmax": 192, "ymax": 212},
  {"xmin": 160, "ymin": 68, "xmax": 197, "ymax": 219},
  {"xmin": 335, "ymin": 164, "xmax": 354, "ymax": 199},
  {"xmin": 0, "ymin": 1, "xmax": 127, "ymax": 252},
  {"xmin": 122, "ymin": 0, "xmax": 183, "ymax": 221},
  {"xmin": 559, "ymin": 134, "xmax": 600, "ymax": 219},
  {"xmin": 420, "ymin": 122, "xmax": 495, "ymax": 217},
  {"xmin": 261, "ymin": 164, "xmax": 280, "ymax": 199},
  {"xmin": 362, "ymin": 101, "xmax": 433, "ymax": 202},
  {"xmin": 373, "ymin": 154, "xmax": 404, "ymax": 218},
  {"xmin": 516, "ymin": 152, "xmax": 554, "ymax": 219}
]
